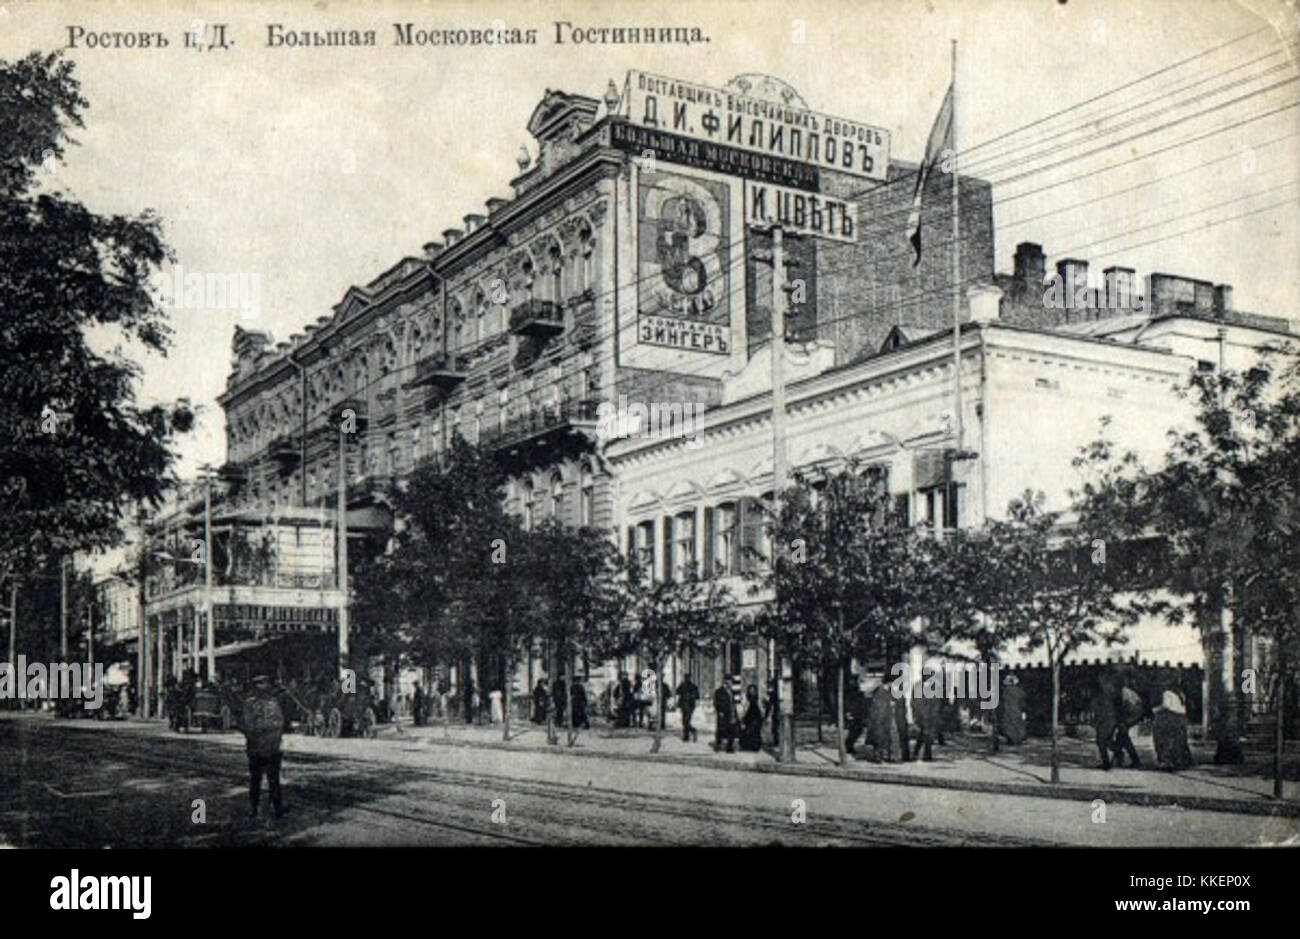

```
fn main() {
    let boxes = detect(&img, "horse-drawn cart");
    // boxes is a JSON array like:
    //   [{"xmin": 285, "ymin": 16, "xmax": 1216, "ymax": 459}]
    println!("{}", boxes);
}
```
[{"xmin": 287, "ymin": 679, "xmax": 380, "ymax": 739}]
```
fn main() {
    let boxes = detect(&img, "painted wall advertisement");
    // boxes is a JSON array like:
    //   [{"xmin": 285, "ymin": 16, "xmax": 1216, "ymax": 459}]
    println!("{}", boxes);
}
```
[{"xmin": 637, "ymin": 169, "xmax": 732, "ymax": 356}]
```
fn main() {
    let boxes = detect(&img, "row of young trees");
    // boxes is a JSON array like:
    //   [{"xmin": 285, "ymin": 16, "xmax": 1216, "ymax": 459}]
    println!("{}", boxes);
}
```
[{"xmin": 355, "ymin": 346, "xmax": 1298, "ymax": 791}]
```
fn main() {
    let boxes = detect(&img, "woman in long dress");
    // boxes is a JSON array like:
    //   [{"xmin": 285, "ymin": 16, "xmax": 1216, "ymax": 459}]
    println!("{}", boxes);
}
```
[{"xmin": 739, "ymin": 684, "xmax": 765, "ymax": 751}]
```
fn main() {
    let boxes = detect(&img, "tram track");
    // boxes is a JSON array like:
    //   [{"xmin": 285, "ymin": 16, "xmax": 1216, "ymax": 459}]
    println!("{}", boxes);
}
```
[{"xmin": 5, "ymin": 720, "xmax": 1043, "ymax": 846}]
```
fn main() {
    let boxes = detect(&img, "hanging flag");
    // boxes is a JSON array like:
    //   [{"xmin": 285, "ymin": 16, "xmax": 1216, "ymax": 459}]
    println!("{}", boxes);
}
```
[{"xmin": 906, "ymin": 83, "xmax": 954, "ymax": 267}]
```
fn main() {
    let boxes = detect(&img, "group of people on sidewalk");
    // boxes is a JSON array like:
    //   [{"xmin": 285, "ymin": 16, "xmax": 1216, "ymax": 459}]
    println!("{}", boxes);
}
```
[
  {"xmin": 530, "ymin": 677, "xmax": 591, "ymax": 729},
  {"xmin": 706, "ymin": 677, "xmax": 780, "ymax": 754}
]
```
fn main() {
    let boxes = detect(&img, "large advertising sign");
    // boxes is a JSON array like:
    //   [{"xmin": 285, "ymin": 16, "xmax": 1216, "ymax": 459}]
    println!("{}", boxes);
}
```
[
  {"xmin": 626, "ymin": 70, "xmax": 891, "ymax": 183},
  {"xmin": 638, "ymin": 169, "xmax": 732, "ymax": 356},
  {"xmin": 745, "ymin": 180, "xmax": 858, "ymax": 243},
  {"xmin": 611, "ymin": 122, "xmax": 819, "ymax": 192}
]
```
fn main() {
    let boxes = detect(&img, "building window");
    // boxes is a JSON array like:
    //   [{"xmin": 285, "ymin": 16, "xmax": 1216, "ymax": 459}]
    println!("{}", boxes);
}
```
[
  {"xmin": 551, "ymin": 472, "xmax": 564, "ymax": 521},
  {"xmin": 549, "ymin": 244, "xmax": 563, "ymax": 304},
  {"xmin": 919, "ymin": 483, "xmax": 964, "ymax": 531},
  {"xmin": 672, "ymin": 509, "xmax": 697, "ymax": 580},
  {"xmin": 580, "ymin": 463, "xmax": 594, "ymax": 527},
  {"xmin": 498, "ymin": 389, "xmax": 509, "ymax": 435},
  {"xmin": 522, "ymin": 481, "xmax": 534, "ymax": 531},
  {"xmin": 634, "ymin": 519, "xmax": 655, "ymax": 578},
  {"xmin": 710, "ymin": 503, "xmax": 738, "ymax": 577}
]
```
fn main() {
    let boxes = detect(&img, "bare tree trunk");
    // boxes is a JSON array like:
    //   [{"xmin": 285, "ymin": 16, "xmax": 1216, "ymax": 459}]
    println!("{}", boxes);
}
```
[
  {"xmin": 1275, "ymin": 643, "xmax": 1286, "ymax": 800},
  {"xmin": 566, "ymin": 646, "xmax": 577, "ymax": 747},
  {"xmin": 650, "ymin": 657, "xmax": 664, "ymax": 754},
  {"xmin": 503, "ymin": 655, "xmax": 512, "ymax": 743},
  {"xmin": 546, "ymin": 643, "xmax": 557, "ymax": 745},
  {"xmin": 1050, "ymin": 657, "xmax": 1061, "ymax": 784},
  {"xmin": 836, "ymin": 656, "xmax": 846, "ymax": 767}
]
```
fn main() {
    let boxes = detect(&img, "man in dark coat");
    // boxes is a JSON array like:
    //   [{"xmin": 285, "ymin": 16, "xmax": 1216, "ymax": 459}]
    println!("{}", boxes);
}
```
[
  {"xmin": 910, "ymin": 675, "xmax": 943, "ymax": 762},
  {"xmin": 531, "ymin": 679, "xmax": 549, "ymax": 724},
  {"xmin": 570, "ymin": 678, "xmax": 590, "ymax": 730},
  {"xmin": 1093, "ymin": 673, "xmax": 1145, "ymax": 769},
  {"xmin": 412, "ymin": 682, "xmax": 426, "ymax": 727},
  {"xmin": 676, "ymin": 676, "xmax": 699, "ymax": 742},
  {"xmin": 766, "ymin": 676, "xmax": 781, "ymax": 749},
  {"xmin": 552, "ymin": 674, "xmax": 568, "ymax": 728},
  {"xmin": 615, "ymin": 673, "xmax": 632, "ymax": 727},
  {"xmin": 866, "ymin": 683, "xmax": 895, "ymax": 762},
  {"xmin": 844, "ymin": 677, "xmax": 869, "ymax": 755},
  {"xmin": 713, "ymin": 680, "xmax": 737, "ymax": 753},
  {"xmin": 739, "ymin": 684, "xmax": 765, "ymax": 751},
  {"xmin": 241, "ymin": 675, "xmax": 286, "ymax": 819}
]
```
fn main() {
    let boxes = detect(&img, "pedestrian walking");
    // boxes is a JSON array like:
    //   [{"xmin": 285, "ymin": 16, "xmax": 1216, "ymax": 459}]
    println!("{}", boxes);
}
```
[
  {"xmin": 713, "ymin": 679, "xmax": 737, "ymax": 753},
  {"xmin": 532, "ymin": 678, "xmax": 549, "ymax": 724},
  {"xmin": 552, "ymin": 674, "xmax": 568, "ymax": 728},
  {"xmin": 766, "ymin": 675, "xmax": 781, "ymax": 749},
  {"xmin": 676, "ymin": 675, "xmax": 699, "ymax": 742},
  {"xmin": 571, "ymin": 678, "xmax": 590, "ymax": 729},
  {"xmin": 413, "ymin": 682, "xmax": 426, "ymax": 727},
  {"xmin": 241, "ymin": 674, "xmax": 286, "ymax": 819},
  {"xmin": 739, "ymin": 684, "xmax": 764, "ymax": 751}
]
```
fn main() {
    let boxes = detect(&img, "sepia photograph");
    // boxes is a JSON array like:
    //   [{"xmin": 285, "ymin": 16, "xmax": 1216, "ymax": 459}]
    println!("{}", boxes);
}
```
[{"xmin": 0, "ymin": 0, "xmax": 1297, "ymax": 916}]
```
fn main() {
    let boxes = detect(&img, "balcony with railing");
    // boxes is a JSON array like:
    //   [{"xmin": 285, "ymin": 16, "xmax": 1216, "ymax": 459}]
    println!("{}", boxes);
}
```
[
  {"xmin": 406, "ymin": 352, "xmax": 467, "ymax": 394},
  {"xmin": 509, "ymin": 299, "xmax": 564, "ymax": 338},
  {"xmin": 480, "ymin": 398, "xmax": 601, "ymax": 454},
  {"xmin": 268, "ymin": 433, "xmax": 301, "ymax": 473}
]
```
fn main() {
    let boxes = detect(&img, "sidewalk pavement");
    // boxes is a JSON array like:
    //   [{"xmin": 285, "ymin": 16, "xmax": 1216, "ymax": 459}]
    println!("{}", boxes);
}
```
[{"xmin": 403, "ymin": 712, "xmax": 1300, "ymax": 817}]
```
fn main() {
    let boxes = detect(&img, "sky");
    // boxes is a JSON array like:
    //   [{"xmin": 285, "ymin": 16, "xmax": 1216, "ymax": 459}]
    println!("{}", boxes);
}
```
[{"xmin": 3, "ymin": 0, "xmax": 1298, "ymax": 489}]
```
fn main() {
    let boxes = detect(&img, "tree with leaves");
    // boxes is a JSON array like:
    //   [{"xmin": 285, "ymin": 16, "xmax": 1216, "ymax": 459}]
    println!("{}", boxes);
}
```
[
  {"xmin": 1, "ymin": 51, "xmax": 193, "ymax": 595},
  {"xmin": 1088, "ymin": 349, "xmax": 1300, "ymax": 790},
  {"xmin": 607, "ymin": 559, "xmax": 739, "ymax": 753},
  {"xmin": 354, "ymin": 436, "xmax": 532, "ymax": 740},
  {"xmin": 973, "ymin": 484, "xmax": 1138, "ymax": 784},
  {"xmin": 760, "ymin": 464, "xmax": 937, "ymax": 766},
  {"xmin": 526, "ymin": 517, "xmax": 626, "ymax": 745}
]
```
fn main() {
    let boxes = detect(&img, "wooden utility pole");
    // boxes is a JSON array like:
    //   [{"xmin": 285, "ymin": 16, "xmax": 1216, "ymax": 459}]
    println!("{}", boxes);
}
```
[
  {"xmin": 769, "ymin": 225, "xmax": 797, "ymax": 764},
  {"xmin": 202, "ymin": 467, "xmax": 216, "ymax": 681},
  {"xmin": 8, "ymin": 581, "xmax": 16, "ymax": 675},
  {"xmin": 136, "ymin": 505, "xmax": 149, "ymax": 717},
  {"xmin": 338, "ymin": 423, "xmax": 350, "ymax": 678},
  {"xmin": 60, "ymin": 555, "xmax": 69, "ymax": 661}
]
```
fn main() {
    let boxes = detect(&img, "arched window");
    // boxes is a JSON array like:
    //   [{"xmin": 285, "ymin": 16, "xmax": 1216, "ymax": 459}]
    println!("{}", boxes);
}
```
[
  {"xmin": 579, "ymin": 224, "xmax": 595, "ymax": 292},
  {"xmin": 551, "ymin": 472, "xmax": 564, "ymax": 521},
  {"xmin": 498, "ymin": 388, "xmax": 509, "ymax": 435},
  {"xmin": 548, "ymin": 243, "xmax": 563, "ymax": 304},
  {"xmin": 475, "ymin": 289, "xmax": 488, "ymax": 342},
  {"xmin": 711, "ymin": 502, "xmax": 738, "ymax": 577},
  {"xmin": 580, "ymin": 462, "xmax": 594, "ymax": 526},
  {"xmin": 672, "ymin": 509, "xmax": 697, "ymax": 579},
  {"xmin": 522, "ymin": 480, "xmax": 535, "ymax": 531}
]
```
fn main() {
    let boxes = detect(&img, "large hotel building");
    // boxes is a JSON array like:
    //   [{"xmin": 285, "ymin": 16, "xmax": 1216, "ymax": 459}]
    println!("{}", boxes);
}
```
[{"xmin": 127, "ymin": 72, "xmax": 1292, "ymax": 725}]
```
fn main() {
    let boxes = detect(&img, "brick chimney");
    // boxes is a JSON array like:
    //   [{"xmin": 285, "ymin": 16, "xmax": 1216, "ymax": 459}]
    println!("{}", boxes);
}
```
[
  {"xmin": 1056, "ymin": 259, "xmax": 1090, "ymax": 313},
  {"xmin": 1214, "ymin": 284, "xmax": 1234, "ymax": 315},
  {"xmin": 486, "ymin": 197, "xmax": 509, "ymax": 214},
  {"xmin": 1014, "ymin": 242, "xmax": 1046, "ymax": 289},
  {"xmin": 463, "ymin": 213, "xmax": 486, "ymax": 235},
  {"xmin": 1102, "ymin": 266, "xmax": 1136, "ymax": 310},
  {"xmin": 442, "ymin": 227, "xmax": 462, "ymax": 247},
  {"xmin": 422, "ymin": 241, "xmax": 443, "ymax": 260}
]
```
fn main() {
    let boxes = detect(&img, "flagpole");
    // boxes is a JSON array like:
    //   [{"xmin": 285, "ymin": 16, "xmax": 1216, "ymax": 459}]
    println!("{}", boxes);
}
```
[{"xmin": 950, "ymin": 38, "xmax": 963, "ymax": 459}]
